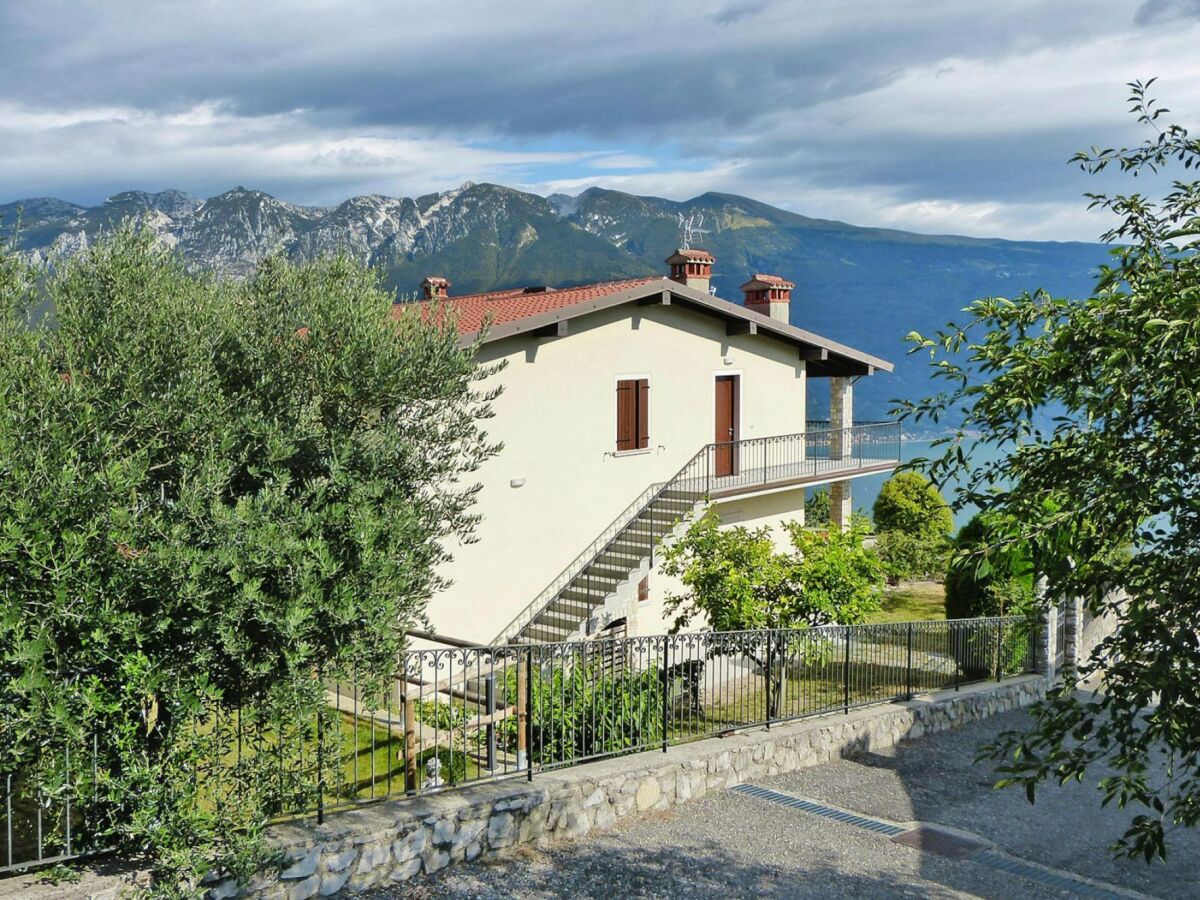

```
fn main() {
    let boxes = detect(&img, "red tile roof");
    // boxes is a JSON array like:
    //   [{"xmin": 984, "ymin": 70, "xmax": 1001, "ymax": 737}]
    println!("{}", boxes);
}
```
[
  {"xmin": 666, "ymin": 248, "xmax": 715, "ymax": 263},
  {"xmin": 741, "ymin": 273, "xmax": 795, "ymax": 290},
  {"xmin": 396, "ymin": 277, "xmax": 662, "ymax": 336}
]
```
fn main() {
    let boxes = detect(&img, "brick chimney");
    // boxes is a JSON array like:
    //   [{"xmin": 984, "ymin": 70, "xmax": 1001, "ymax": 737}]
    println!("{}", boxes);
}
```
[
  {"xmin": 741, "ymin": 274, "xmax": 793, "ymax": 323},
  {"xmin": 421, "ymin": 276, "xmax": 451, "ymax": 300},
  {"xmin": 665, "ymin": 249, "xmax": 715, "ymax": 293}
]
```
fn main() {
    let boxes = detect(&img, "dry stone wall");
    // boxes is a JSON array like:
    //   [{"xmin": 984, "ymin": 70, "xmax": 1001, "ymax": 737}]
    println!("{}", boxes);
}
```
[{"xmin": 213, "ymin": 675, "xmax": 1046, "ymax": 899}]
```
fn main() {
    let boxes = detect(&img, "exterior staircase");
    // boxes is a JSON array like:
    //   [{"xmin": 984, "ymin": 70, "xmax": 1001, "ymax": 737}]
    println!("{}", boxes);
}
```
[
  {"xmin": 492, "ymin": 422, "xmax": 902, "ymax": 645},
  {"xmin": 491, "ymin": 445, "xmax": 711, "ymax": 645},
  {"xmin": 520, "ymin": 487, "xmax": 705, "ymax": 643}
]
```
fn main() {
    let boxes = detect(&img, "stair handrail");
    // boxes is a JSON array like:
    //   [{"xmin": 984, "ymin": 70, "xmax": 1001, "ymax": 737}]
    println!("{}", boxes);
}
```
[
  {"xmin": 494, "ymin": 421, "xmax": 902, "ymax": 643},
  {"xmin": 491, "ymin": 443, "xmax": 713, "ymax": 644},
  {"xmin": 489, "ymin": 481, "xmax": 660, "ymax": 644}
]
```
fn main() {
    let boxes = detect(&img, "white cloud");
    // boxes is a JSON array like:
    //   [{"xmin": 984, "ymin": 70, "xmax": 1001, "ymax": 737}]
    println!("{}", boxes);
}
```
[
  {"xmin": 529, "ymin": 161, "xmax": 748, "ymax": 199},
  {"xmin": 0, "ymin": 101, "xmax": 610, "ymax": 205},
  {"xmin": 1, "ymin": 0, "xmax": 1198, "ymax": 239},
  {"xmin": 586, "ymin": 153, "xmax": 658, "ymax": 170}
]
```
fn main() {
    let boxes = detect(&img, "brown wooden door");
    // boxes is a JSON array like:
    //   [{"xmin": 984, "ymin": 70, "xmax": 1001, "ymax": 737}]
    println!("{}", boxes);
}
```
[{"xmin": 714, "ymin": 376, "xmax": 738, "ymax": 477}]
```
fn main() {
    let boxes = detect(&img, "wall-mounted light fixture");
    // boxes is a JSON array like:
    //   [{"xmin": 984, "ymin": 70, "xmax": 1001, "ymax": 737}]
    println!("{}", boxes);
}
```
[{"xmin": 510, "ymin": 478, "xmax": 526, "ymax": 488}]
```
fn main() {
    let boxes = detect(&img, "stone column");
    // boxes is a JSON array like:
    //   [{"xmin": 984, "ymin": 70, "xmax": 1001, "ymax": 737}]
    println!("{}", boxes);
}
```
[
  {"xmin": 1033, "ymin": 578, "xmax": 1057, "ymax": 680},
  {"xmin": 829, "ymin": 377, "xmax": 853, "ymax": 532},
  {"xmin": 829, "ymin": 481, "xmax": 852, "ymax": 531},
  {"xmin": 830, "ymin": 377, "xmax": 853, "ymax": 457},
  {"xmin": 1063, "ymin": 595, "xmax": 1085, "ymax": 681}
]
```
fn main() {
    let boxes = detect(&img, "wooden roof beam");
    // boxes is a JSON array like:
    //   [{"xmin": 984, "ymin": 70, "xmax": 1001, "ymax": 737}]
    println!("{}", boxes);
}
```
[
  {"xmin": 726, "ymin": 320, "xmax": 757, "ymax": 336},
  {"xmin": 533, "ymin": 320, "xmax": 568, "ymax": 339},
  {"xmin": 798, "ymin": 345, "xmax": 829, "ymax": 362},
  {"xmin": 638, "ymin": 289, "xmax": 672, "ymax": 306}
]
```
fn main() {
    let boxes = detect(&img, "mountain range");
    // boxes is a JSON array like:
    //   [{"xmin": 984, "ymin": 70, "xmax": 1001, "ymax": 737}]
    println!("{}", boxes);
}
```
[{"xmin": 0, "ymin": 182, "xmax": 1107, "ymax": 424}]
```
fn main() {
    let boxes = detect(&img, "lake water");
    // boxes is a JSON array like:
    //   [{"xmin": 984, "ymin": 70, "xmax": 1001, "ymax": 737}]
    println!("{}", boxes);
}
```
[{"xmin": 845, "ymin": 436, "xmax": 1002, "ymax": 530}]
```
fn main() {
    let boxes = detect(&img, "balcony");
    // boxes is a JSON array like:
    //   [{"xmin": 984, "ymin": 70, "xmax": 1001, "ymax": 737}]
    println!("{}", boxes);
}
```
[{"xmin": 677, "ymin": 421, "xmax": 901, "ymax": 499}]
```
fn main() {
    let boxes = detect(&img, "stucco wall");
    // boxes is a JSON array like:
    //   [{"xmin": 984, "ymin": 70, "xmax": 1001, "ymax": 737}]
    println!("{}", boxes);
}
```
[{"xmin": 427, "ymin": 302, "xmax": 812, "ymax": 643}]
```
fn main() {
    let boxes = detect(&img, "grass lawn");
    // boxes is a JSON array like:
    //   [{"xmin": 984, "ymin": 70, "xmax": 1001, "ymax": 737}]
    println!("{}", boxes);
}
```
[{"xmin": 868, "ymin": 581, "xmax": 946, "ymax": 624}]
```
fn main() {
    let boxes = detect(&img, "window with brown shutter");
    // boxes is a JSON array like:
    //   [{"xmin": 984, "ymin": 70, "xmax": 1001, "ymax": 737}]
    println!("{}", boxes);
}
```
[{"xmin": 616, "ymin": 378, "xmax": 649, "ymax": 451}]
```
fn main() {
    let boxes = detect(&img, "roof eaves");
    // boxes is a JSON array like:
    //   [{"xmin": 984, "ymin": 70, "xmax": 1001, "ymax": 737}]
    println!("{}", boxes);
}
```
[
  {"xmin": 662, "ymin": 280, "xmax": 894, "ymax": 373},
  {"xmin": 464, "ymin": 277, "xmax": 894, "ymax": 374}
]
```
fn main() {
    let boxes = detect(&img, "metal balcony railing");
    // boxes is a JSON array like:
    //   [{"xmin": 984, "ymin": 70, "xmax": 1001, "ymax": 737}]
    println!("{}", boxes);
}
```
[{"xmin": 699, "ymin": 421, "xmax": 902, "ymax": 496}]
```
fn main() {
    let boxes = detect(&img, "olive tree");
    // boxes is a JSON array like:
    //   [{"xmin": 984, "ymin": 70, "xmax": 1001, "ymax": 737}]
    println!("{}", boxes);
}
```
[
  {"xmin": 900, "ymin": 81, "xmax": 1200, "ymax": 861},
  {"xmin": 0, "ymin": 230, "xmax": 499, "ymax": 890}
]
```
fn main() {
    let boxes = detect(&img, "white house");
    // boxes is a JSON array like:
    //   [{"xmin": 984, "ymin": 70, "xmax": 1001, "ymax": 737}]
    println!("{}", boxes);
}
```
[{"xmin": 405, "ymin": 249, "xmax": 898, "ymax": 646}]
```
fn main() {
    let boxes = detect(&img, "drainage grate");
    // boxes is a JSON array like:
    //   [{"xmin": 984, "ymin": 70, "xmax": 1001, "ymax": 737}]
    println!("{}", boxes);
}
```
[
  {"xmin": 973, "ymin": 851, "xmax": 1132, "ymax": 900},
  {"xmin": 891, "ymin": 825, "xmax": 987, "ymax": 859},
  {"xmin": 729, "ymin": 784, "xmax": 907, "ymax": 836}
]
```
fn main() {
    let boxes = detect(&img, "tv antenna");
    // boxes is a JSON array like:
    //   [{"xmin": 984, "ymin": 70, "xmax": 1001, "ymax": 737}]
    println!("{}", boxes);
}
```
[{"xmin": 677, "ymin": 212, "xmax": 707, "ymax": 251}]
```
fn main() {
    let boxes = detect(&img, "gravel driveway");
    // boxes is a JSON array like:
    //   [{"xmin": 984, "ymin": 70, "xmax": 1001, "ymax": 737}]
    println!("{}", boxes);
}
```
[{"xmin": 370, "ymin": 707, "xmax": 1200, "ymax": 899}]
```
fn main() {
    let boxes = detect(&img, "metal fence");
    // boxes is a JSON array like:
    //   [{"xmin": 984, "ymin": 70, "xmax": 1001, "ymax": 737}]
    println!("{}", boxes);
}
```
[
  {"xmin": 437, "ymin": 617, "xmax": 1033, "ymax": 780},
  {"xmin": 1, "ymin": 616, "xmax": 1036, "ymax": 874},
  {"xmin": 240, "ymin": 617, "xmax": 1034, "ymax": 820},
  {"xmin": 2, "ymin": 739, "xmax": 104, "ymax": 876},
  {"xmin": 1055, "ymin": 601, "xmax": 1068, "ymax": 670}
]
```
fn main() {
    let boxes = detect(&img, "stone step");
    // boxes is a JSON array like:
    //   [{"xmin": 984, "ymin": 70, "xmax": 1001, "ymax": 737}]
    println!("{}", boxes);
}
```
[
  {"xmin": 594, "ymin": 549, "xmax": 647, "ymax": 572},
  {"xmin": 525, "ymin": 621, "xmax": 576, "ymax": 643},
  {"xmin": 650, "ymin": 497, "xmax": 696, "ymax": 513},
  {"xmin": 558, "ymin": 588, "xmax": 606, "ymax": 607},
  {"xmin": 581, "ymin": 564, "xmax": 632, "ymax": 583},
  {"xmin": 659, "ymin": 488, "xmax": 703, "ymax": 502},
  {"xmin": 534, "ymin": 610, "xmax": 585, "ymax": 633},
  {"xmin": 640, "ymin": 509, "xmax": 684, "ymax": 525},
  {"xmin": 608, "ymin": 535, "xmax": 655, "ymax": 556}
]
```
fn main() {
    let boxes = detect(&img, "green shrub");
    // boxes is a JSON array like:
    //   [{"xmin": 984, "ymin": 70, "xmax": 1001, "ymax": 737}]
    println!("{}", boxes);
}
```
[
  {"xmin": 0, "ymin": 231, "xmax": 498, "ymax": 892},
  {"xmin": 660, "ymin": 507, "xmax": 883, "ymax": 633},
  {"xmin": 500, "ymin": 660, "xmax": 664, "ymax": 764},
  {"xmin": 950, "ymin": 617, "xmax": 1033, "ymax": 681},
  {"xmin": 943, "ymin": 514, "xmax": 1034, "ymax": 620},
  {"xmin": 414, "ymin": 699, "xmax": 471, "ymax": 732},
  {"xmin": 875, "ymin": 529, "xmax": 950, "ymax": 585},
  {"xmin": 873, "ymin": 472, "xmax": 953, "ymax": 539},
  {"xmin": 806, "ymin": 487, "xmax": 830, "ymax": 526}
]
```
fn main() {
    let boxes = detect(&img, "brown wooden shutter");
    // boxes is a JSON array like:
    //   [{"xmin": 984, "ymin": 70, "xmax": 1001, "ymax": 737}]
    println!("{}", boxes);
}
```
[
  {"xmin": 616, "ymin": 380, "xmax": 635, "ymax": 451},
  {"xmin": 636, "ymin": 379, "xmax": 650, "ymax": 449}
]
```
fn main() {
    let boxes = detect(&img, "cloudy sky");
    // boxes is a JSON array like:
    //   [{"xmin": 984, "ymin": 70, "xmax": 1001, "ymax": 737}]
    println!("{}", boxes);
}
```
[{"xmin": 2, "ymin": 0, "xmax": 1198, "ymax": 240}]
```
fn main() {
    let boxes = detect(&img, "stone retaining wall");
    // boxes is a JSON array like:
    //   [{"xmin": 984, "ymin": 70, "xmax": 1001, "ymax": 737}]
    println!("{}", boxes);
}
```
[{"xmin": 217, "ymin": 675, "xmax": 1046, "ymax": 899}]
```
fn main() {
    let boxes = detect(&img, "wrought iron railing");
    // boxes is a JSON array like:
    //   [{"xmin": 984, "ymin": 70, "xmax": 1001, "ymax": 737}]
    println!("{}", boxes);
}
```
[
  {"xmin": 489, "ymin": 480, "xmax": 669, "ymax": 645},
  {"xmin": 327, "ymin": 617, "xmax": 1032, "ymax": 812},
  {"xmin": 494, "ymin": 421, "xmax": 902, "ymax": 644},
  {"xmin": 699, "ymin": 421, "xmax": 901, "ymax": 495},
  {"xmin": 2, "ymin": 616, "xmax": 1037, "ymax": 873},
  {"xmin": 1, "ymin": 738, "xmax": 105, "ymax": 876}
]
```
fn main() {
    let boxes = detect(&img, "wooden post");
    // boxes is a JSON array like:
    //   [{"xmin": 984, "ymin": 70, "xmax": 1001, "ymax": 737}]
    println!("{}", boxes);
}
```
[
  {"xmin": 516, "ymin": 652, "xmax": 529, "ymax": 773},
  {"xmin": 403, "ymin": 692, "xmax": 418, "ymax": 793}
]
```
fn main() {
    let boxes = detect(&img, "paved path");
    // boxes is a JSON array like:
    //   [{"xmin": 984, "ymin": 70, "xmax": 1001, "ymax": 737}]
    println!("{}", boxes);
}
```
[{"xmin": 375, "ymin": 707, "xmax": 1200, "ymax": 899}]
